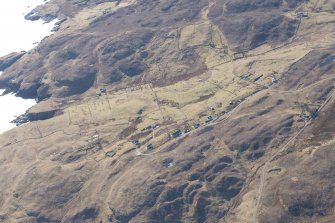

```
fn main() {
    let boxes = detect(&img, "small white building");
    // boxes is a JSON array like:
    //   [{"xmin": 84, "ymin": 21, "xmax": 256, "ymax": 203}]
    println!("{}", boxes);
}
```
[
  {"xmin": 296, "ymin": 11, "xmax": 308, "ymax": 18},
  {"xmin": 272, "ymin": 76, "xmax": 278, "ymax": 84}
]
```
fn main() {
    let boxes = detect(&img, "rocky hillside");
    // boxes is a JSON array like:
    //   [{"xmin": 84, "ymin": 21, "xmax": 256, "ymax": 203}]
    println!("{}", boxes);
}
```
[{"xmin": 0, "ymin": 0, "xmax": 334, "ymax": 222}]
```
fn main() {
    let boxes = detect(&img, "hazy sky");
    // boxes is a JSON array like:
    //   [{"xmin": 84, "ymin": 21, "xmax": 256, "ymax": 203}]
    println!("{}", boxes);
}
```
[{"xmin": 0, "ymin": 0, "xmax": 56, "ymax": 133}]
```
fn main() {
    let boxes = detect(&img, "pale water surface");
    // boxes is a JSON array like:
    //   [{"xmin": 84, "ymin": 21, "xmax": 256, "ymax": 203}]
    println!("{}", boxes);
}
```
[{"xmin": 0, "ymin": 0, "xmax": 57, "ymax": 133}]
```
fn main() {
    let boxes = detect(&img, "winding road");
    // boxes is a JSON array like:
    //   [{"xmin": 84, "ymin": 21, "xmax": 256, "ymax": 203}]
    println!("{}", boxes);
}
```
[{"xmin": 251, "ymin": 89, "xmax": 334, "ymax": 223}]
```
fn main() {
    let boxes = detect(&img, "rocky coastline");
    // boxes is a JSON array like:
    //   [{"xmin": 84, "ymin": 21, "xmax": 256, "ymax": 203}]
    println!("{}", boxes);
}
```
[{"xmin": 11, "ymin": 109, "xmax": 60, "ymax": 126}]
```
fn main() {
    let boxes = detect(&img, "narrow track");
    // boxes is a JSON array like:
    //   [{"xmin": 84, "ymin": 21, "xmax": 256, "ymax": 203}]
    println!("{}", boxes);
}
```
[{"xmin": 251, "ymin": 90, "xmax": 334, "ymax": 223}]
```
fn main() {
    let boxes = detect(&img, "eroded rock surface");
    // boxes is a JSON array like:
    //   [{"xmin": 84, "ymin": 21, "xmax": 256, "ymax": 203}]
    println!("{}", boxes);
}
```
[{"xmin": 0, "ymin": 0, "xmax": 334, "ymax": 222}]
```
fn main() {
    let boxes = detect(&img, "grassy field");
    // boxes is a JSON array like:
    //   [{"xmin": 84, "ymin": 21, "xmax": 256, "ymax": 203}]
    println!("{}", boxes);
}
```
[{"xmin": 0, "ymin": 28, "xmax": 317, "ymax": 150}]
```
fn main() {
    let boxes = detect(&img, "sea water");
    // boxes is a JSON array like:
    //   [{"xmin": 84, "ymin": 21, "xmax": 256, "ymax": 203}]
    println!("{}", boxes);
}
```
[{"xmin": 0, "ymin": 0, "xmax": 57, "ymax": 133}]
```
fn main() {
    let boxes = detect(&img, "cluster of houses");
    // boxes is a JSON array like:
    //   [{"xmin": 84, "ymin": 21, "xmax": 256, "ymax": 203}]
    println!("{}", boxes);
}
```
[
  {"xmin": 133, "ymin": 112, "xmax": 216, "ymax": 151},
  {"xmin": 240, "ymin": 72, "xmax": 279, "ymax": 85}
]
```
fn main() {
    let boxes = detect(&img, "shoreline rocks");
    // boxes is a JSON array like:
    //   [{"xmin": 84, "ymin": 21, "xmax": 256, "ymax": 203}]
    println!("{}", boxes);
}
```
[
  {"xmin": 11, "ymin": 109, "xmax": 60, "ymax": 126},
  {"xmin": 0, "ymin": 52, "xmax": 26, "ymax": 71},
  {"xmin": 24, "ymin": 9, "xmax": 57, "ymax": 23}
]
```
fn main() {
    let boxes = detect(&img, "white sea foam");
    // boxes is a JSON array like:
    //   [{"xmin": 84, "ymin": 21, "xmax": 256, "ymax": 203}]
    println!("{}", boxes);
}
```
[{"xmin": 0, "ymin": 0, "xmax": 57, "ymax": 133}]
